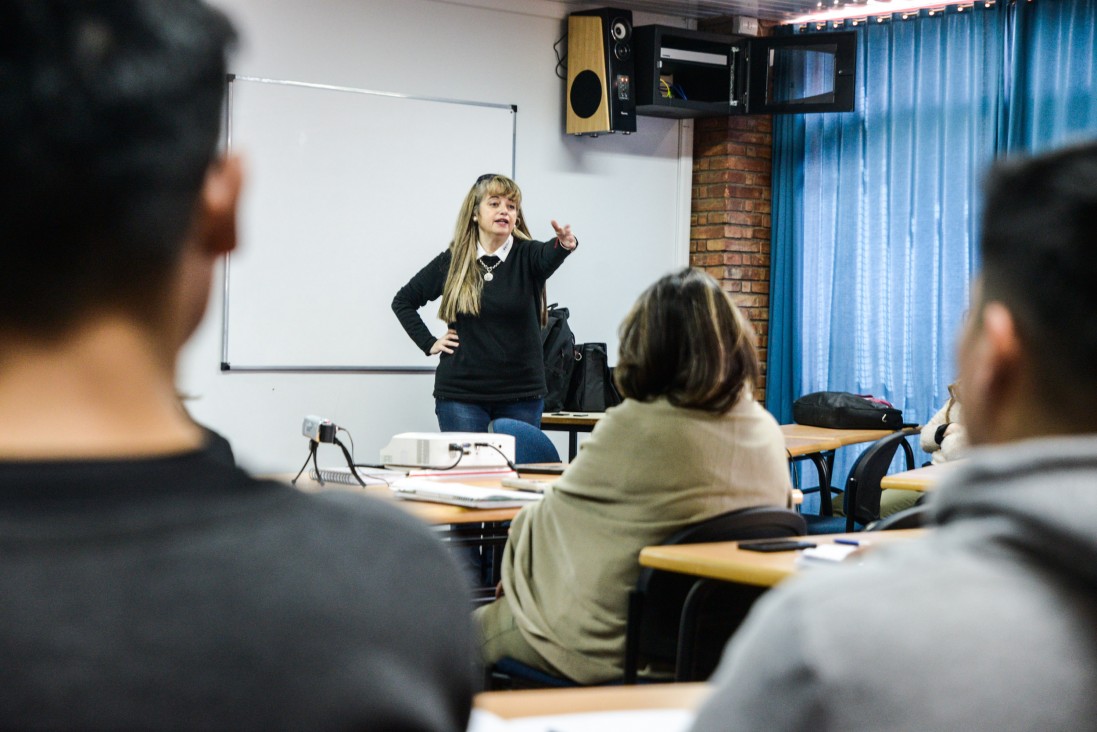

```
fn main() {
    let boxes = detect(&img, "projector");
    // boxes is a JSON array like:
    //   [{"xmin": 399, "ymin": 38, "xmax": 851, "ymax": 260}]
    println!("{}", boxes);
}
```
[{"xmin": 379, "ymin": 432, "xmax": 515, "ymax": 470}]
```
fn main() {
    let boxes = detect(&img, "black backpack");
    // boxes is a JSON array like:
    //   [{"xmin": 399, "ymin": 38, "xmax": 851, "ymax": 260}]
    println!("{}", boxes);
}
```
[
  {"xmin": 792, "ymin": 391, "xmax": 904, "ymax": 430},
  {"xmin": 565, "ymin": 342, "xmax": 623, "ymax": 412},
  {"xmin": 541, "ymin": 304, "xmax": 577, "ymax": 412}
]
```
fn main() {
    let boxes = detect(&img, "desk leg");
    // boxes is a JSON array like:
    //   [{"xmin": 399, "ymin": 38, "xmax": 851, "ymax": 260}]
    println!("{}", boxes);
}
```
[
  {"xmin": 810, "ymin": 453, "xmax": 833, "ymax": 516},
  {"xmin": 676, "ymin": 578, "xmax": 768, "ymax": 682},
  {"xmin": 568, "ymin": 430, "xmax": 578, "ymax": 461},
  {"xmin": 676, "ymin": 579, "xmax": 716, "ymax": 681}
]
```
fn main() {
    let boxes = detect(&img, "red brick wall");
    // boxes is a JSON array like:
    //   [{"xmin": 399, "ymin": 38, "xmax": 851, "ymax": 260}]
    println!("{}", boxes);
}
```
[{"xmin": 690, "ymin": 114, "xmax": 774, "ymax": 401}]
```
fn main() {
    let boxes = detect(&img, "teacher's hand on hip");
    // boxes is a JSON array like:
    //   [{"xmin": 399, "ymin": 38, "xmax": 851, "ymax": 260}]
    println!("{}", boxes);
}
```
[{"xmin": 431, "ymin": 328, "xmax": 459, "ymax": 355}]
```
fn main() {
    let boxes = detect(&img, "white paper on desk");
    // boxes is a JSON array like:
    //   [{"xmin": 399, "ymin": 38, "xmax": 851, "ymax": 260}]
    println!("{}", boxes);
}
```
[
  {"xmin": 795, "ymin": 543, "xmax": 859, "ymax": 566},
  {"xmin": 466, "ymin": 708, "xmax": 695, "ymax": 732},
  {"xmin": 391, "ymin": 478, "xmax": 543, "ymax": 508}
]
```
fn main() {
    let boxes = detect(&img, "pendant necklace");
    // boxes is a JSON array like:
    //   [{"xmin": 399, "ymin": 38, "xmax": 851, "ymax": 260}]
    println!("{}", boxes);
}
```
[{"xmin": 480, "ymin": 258, "xmax": 502, "ymax": 282}]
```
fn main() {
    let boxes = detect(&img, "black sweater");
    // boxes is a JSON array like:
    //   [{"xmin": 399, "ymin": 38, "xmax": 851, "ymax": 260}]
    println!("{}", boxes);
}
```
[
  {"xmin": 0, "ymin": 446, "xmax": 477, "ymax": 729},
  {"xmin": 392, "ymin": 238, "xmax": 572, "ymax": 401}
]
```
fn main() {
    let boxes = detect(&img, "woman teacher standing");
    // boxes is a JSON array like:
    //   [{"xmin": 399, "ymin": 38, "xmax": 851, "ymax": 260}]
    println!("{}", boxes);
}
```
[{"xmin": 393, "ymin": 174, "xmax": 577, "ymax": 432}]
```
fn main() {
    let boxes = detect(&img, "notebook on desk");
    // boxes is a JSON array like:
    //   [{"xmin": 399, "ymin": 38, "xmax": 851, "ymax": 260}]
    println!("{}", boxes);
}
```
[
  {"xmin": 391, "ymin": 478, "xmax": 543, "ymax": 509},
  {"xmin": 514, "ymin": 462, "xmax": 566, "ymax": 475},
  {"xmin": 309, "ymin": 467, "xmax": 404, "ymax": 486}
]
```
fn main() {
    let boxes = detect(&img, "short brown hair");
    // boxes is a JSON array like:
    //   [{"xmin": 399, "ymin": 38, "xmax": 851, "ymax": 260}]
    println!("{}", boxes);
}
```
[{"xmin": 614, "ymin": 268, "xmax": 759, "ymax": 414}]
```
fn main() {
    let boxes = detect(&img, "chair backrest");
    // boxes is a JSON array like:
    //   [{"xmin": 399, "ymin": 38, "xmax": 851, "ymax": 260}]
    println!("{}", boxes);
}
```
[
  {"xmin": 488, "ymin": 418, "xmax": 561, "ymax": 463},
  {"xmin": 868, "ymin": 502, "xmax": 930, "ymax": 531},
  {"xmin": 625, "ymin": 505, "xmax": 806, "ymax": 682},
  {"xmin": 843, "ymin": 429, "xmax": 917, "ymax": 529},
  {"xmin": 657, "ymin": 505, "xmax": 807, "ymax": 548}
]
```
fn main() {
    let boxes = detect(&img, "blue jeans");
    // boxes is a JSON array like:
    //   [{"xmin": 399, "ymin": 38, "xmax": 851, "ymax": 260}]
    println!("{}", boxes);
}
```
[{"xmin": 435, "ymin": 398, "xmax": 543, "ymax": 433}]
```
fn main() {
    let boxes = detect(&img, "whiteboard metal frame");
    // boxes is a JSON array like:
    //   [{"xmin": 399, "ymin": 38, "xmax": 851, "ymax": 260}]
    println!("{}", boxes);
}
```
[{"xmin": 219, "ymin": 74, "xmax": 517, "ymax": 374}]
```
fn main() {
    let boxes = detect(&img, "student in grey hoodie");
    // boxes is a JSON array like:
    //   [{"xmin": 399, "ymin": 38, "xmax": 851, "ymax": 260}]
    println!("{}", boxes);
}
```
[{"xmin": 692, "ymin": 141, "xmax": 1097, "ymax": 731}]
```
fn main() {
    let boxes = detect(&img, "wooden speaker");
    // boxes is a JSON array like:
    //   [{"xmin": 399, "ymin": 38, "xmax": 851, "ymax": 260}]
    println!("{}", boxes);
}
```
[{"xmin": 566, "ymin": 8, "xmax": 636, "ymax": 136}]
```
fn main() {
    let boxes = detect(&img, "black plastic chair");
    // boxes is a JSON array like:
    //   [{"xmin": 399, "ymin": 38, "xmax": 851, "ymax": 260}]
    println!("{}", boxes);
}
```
[
  {"xmin": 799, "ymin": 428, "xmax": 917, "ymax": 517},
  {"xmin": 623, "ymin": 505, "xmax": 807, "ymax": 683},
  {"xmin": 867, "ymin": 502, "xmax": 930, "ymax": 531},
  {"xmin": 804, "ymin": 428, "xmax": 919, "ymax": 535},
  {"xmin": 488, "ymin": 418, "xmax": 561, "ymax": 463}
]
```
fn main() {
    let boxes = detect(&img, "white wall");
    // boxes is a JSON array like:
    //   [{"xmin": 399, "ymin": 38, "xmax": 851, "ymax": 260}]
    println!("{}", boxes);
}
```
[{"xmin": 181, "ymin": 0, "xmax": 693, "ymax": 472}]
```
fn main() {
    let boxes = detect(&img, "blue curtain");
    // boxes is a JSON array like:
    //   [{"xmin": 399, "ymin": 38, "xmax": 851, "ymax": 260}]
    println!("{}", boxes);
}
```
[
  {"xmin": 766, "ymin": 0, "xmax": 1097, "ymax": 492},
  {"xmin": 1003, "ymin": 0, "xmax": 1097, "ymax": 153},
  {"xmin": 766, "ymin": 114, "xmax": 805, "ymax": 424}
]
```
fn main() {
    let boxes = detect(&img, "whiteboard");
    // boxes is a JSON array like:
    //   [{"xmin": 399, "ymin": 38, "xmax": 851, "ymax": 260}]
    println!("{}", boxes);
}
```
[{"xmin": 221, "ymin": 76, "xmax": 516, "ymax": 371}]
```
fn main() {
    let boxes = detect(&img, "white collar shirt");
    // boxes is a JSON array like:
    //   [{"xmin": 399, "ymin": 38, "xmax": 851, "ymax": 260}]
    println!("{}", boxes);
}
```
[{"xmin": 477, "ymin": 236, "xmax": 513, "ymax": 262}]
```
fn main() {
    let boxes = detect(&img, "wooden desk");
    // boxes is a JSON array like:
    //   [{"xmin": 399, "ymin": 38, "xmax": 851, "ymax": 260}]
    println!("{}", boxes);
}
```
[
  {"xmin": 639, "ymin": 528, "xmax": 927, "ymax": 588},
  {"xmin": 780, "ymin": 424, "xmax": 910, "ymax": 516},
  {"xmin": 782, "ymin": 434, "xmax": 842, "ymax": 517},
  {"xmin": 880, "ymin": 462, "xmax": 956, "ymax": 492},
  {"xmin": 541, "ymin": 411, "xmax": 602, "ymax": 460},
  {"xmin": 780, "ymin": 423, "xmax": 895, "ymax": 446},
  {"xmin": 540, "ymin": 413, "xmax": 856, "ymax": 480},
  {"xmin": 285, "ymin": 472, "xmax": 561, "ymax": 525},
  {"xmin": 784, "ymin": 435, "xmax": 841, "ymax": 457},
  {"xmin": 474, "ymin": 682, "xmax": 710, "ymax": 719},
  {"xmin": 542, "ymin": 419, "xmax": 894, "ymax": 461},
  {"xmin": 638, "ymin": 528, "xmax": 927, "ymax": 678}
]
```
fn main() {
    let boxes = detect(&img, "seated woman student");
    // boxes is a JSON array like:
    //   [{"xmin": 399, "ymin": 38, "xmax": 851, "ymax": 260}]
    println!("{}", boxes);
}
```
[
  {"xmin": 920, "ymin": 382, "xmax": 967, "ymax": 465},
  {"xmin": 880, "ymin": 382, "xmax": 967, "ymax": 517},
  {"xmin": 475, "ymin": 268, "xmax": 792, "ymax": 684}
]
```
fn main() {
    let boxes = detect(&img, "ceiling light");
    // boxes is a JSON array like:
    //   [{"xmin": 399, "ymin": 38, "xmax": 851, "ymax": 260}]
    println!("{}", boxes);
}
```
[{"xmin": 787, "ymin": 0, "xmax": 963, "ymax": 24}]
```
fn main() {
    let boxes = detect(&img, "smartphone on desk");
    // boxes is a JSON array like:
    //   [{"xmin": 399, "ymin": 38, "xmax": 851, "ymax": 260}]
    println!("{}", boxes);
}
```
[{"xmin": 738, "ymin": 539, "xmax": 817, "ymax": 553}]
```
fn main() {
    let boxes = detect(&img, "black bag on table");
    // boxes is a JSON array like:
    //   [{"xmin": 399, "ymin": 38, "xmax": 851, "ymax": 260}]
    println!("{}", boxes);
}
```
[
  {"xmin": 565, "ymin": 342, "xmax": 622, "ymax": 412},
  {"xmin": 792, "ymin": 391, "xmax": 903, "ymax": 430},
  {"xmin": 541, "ymin": 304, "xmax": 577, "ymax": 412}
]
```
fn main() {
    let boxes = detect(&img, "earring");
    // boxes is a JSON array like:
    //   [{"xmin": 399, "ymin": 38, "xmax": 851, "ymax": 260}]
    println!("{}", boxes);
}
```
[{"xmin": 473, "ymin": 217, "xmax": 478, "ymax": 222}]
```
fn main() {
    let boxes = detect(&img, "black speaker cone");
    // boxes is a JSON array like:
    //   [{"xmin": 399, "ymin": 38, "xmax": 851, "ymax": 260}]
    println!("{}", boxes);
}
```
[
  {"xmin": 570, "ymin": 69, "xmax": 603, "ymax": 119},
  {"xmin": 610, "ymin": 17, "xmax": 631, "ymax": 41}
]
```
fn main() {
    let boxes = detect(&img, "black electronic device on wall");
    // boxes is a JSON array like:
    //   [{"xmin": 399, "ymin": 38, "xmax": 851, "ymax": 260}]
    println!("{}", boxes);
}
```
[
  {"xmin": 566, "ymin": 7, "xmax": 637, "ymax": 135},
  {"xmin": 633, "ymin": 26, "xmax": 857, "ymax": 118}
]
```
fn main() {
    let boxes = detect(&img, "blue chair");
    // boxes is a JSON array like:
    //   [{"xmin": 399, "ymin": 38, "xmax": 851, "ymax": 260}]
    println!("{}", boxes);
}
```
[
  {"xmin": 486, "ymin": 656, "xmax": 586, "ymax": 690},
  {"xmin": 488, "ymin": 418, "xmax": 561, "ymax": 463}
]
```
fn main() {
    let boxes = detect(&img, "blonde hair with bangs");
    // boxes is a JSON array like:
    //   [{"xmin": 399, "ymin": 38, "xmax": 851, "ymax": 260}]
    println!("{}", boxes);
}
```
[{"xmin": 438, "ymin": 174, "xmax": 534, "ymax": 324}]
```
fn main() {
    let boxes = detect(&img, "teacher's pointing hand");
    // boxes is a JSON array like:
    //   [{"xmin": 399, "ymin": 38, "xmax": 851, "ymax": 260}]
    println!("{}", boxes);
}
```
[{"xmin": 551, "ymin": 220, "xmax": 577, "ymax": 250}]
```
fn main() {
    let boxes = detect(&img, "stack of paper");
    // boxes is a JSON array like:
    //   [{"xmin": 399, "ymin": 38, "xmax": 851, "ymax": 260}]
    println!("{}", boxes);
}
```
[
  {"xmin": 794, "ymin": 542, "xmax": 860, "ymax": 567},
  {"xmin": 391, "ymin": 478, "xmax": 543, "ymax": 509}
]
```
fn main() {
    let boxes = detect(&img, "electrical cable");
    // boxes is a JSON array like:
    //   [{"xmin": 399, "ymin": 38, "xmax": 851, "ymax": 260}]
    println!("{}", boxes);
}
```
[
  {"xmin": 553, "ymin": 33, "xmax": 568, "ymax": 80},
  {"xmin": 333, "ymin": 436, "xmax": 366, "ymax": 487},
  {"xmin": 337, "ymin": 427, "xmax": 355, "ymax": 461},
  {"xmin": 475, "ymin": 442, "xmax": 518, "ymax": 474}
]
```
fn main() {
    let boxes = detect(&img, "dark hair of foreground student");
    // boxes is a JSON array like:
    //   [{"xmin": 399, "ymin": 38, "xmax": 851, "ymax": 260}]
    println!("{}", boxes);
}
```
[
  {"xmin": 0, "ymin": 0, "xmax": 235, "ymax": 334},
  {"xmin": 977, "ymin": 141, "xmax": 1097, "ymax": 429}
]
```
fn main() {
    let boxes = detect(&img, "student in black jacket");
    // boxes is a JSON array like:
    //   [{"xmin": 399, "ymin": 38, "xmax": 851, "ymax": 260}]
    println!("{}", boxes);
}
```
[
  {"xmin": 0, "ymin": 3, "xmax": 478, "ymax": 728},
  {"xmin": 393, "ymin": 173, "xmax": 577, "ymax": 432}
]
